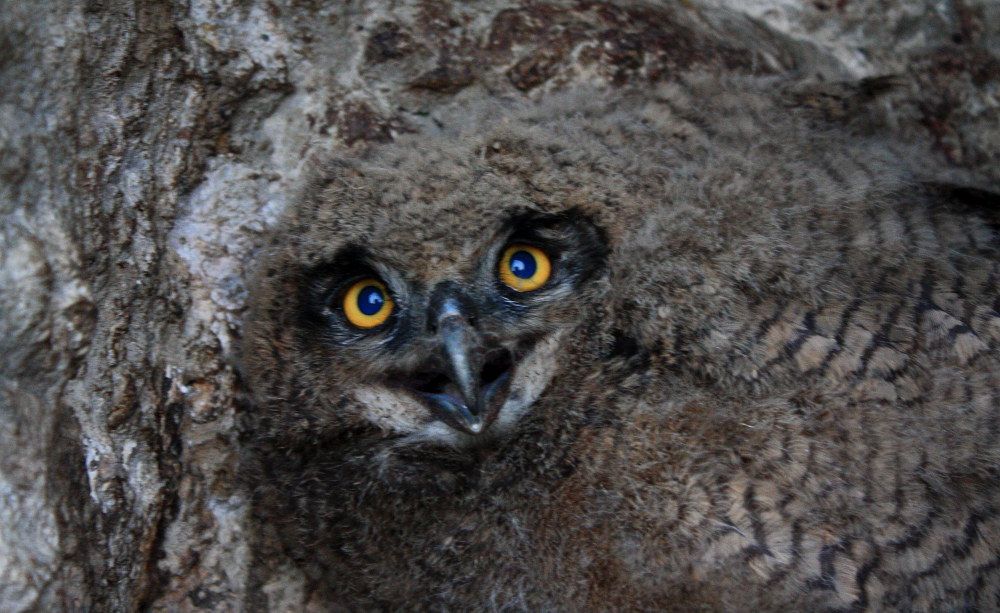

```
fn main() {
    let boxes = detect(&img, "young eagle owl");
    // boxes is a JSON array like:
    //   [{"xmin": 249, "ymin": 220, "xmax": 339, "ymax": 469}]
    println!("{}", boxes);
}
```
[{"xmin": 243, "ymin": 77, "xmax": 1000, "ymax": 611}]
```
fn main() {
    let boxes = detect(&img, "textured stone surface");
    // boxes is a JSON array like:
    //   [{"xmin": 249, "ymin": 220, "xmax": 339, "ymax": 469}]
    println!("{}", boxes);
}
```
[{"xmin": 0, "ymin": 1, "xmax": 996, "ymax": 610}]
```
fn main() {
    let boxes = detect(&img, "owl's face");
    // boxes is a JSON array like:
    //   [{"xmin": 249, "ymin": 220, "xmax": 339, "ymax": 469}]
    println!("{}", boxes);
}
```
[{"xmin": 246, "ymin": 150, "xmax": 610, "ymax": 445}]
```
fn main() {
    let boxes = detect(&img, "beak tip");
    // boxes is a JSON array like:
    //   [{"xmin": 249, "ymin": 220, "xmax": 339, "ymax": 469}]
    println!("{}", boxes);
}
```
[{"xmin": 418, "ymin": 392, "xmax": 490, "ymax": 436}]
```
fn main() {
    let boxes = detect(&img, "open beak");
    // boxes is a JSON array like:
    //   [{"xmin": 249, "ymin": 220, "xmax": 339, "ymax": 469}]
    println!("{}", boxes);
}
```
[{"xmin": 414, "ymin": 298, "xmax": 511, "ymax": 436}]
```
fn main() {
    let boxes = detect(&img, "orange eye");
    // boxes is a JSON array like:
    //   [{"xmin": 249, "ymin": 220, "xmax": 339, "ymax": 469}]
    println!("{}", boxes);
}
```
[
  {"xmin": 499, "ymin": 244, "xmax": 551, "ymax": 292},
  {"xmin": 342, "ymin": 279, "xmax": 394, "ymax": 328}
]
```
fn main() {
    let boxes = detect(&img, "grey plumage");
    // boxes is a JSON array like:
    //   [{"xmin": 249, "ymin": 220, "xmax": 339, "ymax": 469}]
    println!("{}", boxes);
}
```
[{"xmin": 243, "ymin": 75, "xmax": 1000, "ymax": 611}]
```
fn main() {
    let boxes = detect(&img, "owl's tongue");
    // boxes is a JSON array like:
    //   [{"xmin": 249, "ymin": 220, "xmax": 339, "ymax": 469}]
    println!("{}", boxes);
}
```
[{"xmin": 441, "ymin": 383, "xmax": 464, "ymax": 406}]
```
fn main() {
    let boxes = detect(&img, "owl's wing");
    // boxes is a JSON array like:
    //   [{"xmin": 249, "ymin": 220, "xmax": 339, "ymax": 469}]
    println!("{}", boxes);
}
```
[{"xmin": 670, "ymin": 184, "xmax": 1000, "ymax": 609}]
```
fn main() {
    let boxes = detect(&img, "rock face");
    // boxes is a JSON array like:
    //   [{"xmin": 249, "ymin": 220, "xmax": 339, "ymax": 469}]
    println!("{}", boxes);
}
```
[{"xmin": 0, "ymin": 1, "xmax": 996, "ymax": 610}]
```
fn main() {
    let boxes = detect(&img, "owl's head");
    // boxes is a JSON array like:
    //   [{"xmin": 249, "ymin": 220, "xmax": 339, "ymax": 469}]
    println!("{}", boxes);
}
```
[{"xmin": 243, "ymin": 101, "xmax": 639, "ymax": 446}]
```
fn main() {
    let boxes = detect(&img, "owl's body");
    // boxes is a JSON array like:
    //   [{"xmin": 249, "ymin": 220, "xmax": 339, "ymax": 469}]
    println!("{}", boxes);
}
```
[{"xmin": 245, "ymin": 77, "xmax": 1000, "ymax": 611}]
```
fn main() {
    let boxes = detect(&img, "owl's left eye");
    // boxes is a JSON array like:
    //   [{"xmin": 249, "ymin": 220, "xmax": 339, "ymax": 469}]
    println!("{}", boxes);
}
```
[
  {"xmin": 499, "ymin": 244, "xmax": 552, "ymax": 292},
  {"xmin": 342, "ymin": 278, "xmax": 394, "ymax": 328}
]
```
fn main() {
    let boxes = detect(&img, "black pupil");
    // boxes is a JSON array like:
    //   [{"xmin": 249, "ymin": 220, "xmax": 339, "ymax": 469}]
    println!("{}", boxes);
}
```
[
  {"xmin": 358, "ymin": 285, "xmax": 385, "ymax": 316},
  {"xmin": 510, "ymin": 250, "xmax": 536, "ymax": 279}
]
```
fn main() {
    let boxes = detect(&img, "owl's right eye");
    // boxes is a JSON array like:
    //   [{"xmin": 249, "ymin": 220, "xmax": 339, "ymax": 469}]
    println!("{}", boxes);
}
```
[{"xmin": 341, "ymin": 278, "xmax": 394, "ymax": 329}]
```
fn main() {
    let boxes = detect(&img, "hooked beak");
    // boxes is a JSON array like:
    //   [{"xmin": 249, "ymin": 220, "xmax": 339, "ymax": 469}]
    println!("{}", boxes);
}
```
[{"xmin": 415, "ymin": 298, "xmax": 511, "ymax": 436}]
